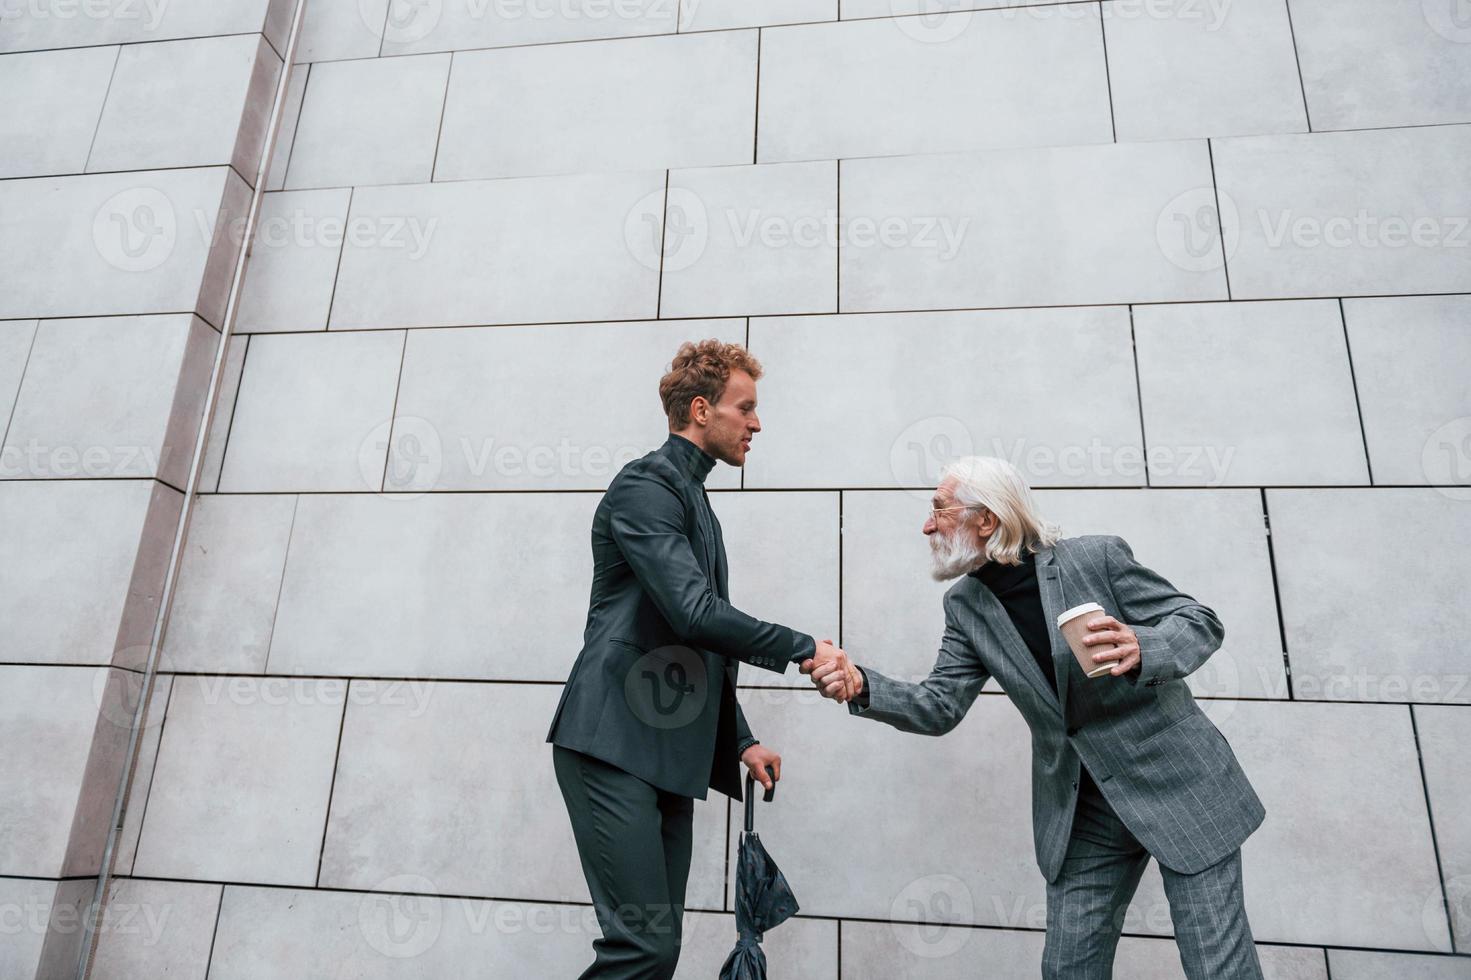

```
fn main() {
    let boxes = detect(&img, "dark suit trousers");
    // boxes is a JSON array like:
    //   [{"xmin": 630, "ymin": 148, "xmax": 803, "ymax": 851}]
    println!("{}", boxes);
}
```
[
  {"xmin": 553, "ymin": 745, "xmax": 694, "ymax": 980},
  {"xmin": 1042, "ymin": 774, "xmax": 1264, "ymax": 980}
]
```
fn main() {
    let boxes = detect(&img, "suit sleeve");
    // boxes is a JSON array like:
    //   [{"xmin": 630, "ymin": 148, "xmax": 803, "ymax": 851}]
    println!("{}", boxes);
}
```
[
  {"xmin": 608, "ymin": 466, "xmax": 815, "ymax": 674},
  {"xmin": 845, "ymin": 604, "xmax": 990, "ymax": 736},
  {"xmin": 735, "ymin": 703, "xmax": 758, "ymax": 757},
  {"xmin": 1106, "ymin": 535, "xmax": 1226, "ymax": 687}
]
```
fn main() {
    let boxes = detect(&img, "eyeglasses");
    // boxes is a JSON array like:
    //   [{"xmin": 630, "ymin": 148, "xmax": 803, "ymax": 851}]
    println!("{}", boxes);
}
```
[{"xmin": 928, "ymin": 504, "xmax": 977, "ymax": 523}]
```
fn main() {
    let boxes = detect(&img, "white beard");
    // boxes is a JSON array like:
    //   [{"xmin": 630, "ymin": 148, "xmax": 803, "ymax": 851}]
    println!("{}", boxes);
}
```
[{"xmin": 929, "ymin": 527, "xmax": 985, "ymax": 581}]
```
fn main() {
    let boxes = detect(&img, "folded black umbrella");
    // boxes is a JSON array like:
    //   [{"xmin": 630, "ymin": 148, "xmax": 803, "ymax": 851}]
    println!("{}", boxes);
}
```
[{"xmin": 721, "ymin": 767, "xmax": 800, "ymax": 980}]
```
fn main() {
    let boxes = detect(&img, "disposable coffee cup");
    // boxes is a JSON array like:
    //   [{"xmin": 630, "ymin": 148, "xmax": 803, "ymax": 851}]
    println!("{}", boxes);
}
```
[{"xmin": 1057, "ymin": 602, "xmax": 1116, "ymax": 679}]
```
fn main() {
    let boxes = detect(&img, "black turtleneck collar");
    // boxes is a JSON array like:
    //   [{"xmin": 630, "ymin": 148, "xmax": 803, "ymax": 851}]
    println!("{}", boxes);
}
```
[
  {"xmin": 969, "ymin": 548, "xmax": 1037, "ymax": 590},
  {"xmin": 968, "ymin": 547, "xmax": 1056, "ymax": 695},
  {"xmin": 665, "ymin": 433, "xmax": 718, "ymax": 484}
]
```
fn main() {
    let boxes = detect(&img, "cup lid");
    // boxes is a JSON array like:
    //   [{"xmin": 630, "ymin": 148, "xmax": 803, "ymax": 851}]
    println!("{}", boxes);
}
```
[{"xmin": 1056, "ymin": 602, "xmax": 1104, "ymax": 627}]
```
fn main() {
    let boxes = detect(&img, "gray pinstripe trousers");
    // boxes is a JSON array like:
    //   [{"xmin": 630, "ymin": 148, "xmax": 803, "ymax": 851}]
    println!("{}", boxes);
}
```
[{"xmin": 1042, "ymin": 776, "xmax": 1264, "ymax": 980}]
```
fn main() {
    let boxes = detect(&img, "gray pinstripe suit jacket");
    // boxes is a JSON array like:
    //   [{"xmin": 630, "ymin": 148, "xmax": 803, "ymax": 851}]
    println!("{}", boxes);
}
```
[{"xmin": 851, "ymin": 534, "xmax": 1265, "ymax": 881}]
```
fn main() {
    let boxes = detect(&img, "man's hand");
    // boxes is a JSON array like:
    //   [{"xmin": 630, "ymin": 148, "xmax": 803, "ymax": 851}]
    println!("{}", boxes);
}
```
[
  {"xmin": 1083, "ymin": 614, "xmax": 1141, "ymax": 676},
  {"xmin": 741, "ymin": 743, "xmax": 782, "ymax": 792},
  {"xmin": 800, "ymin": 639, "xmax": 861, "ymax": 702}
]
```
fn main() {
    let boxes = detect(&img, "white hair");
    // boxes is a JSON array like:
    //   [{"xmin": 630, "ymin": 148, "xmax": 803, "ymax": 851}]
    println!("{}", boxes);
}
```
[{"xmin": 940, "ymin": 456, "xmax": 1061, "ymax": 566}]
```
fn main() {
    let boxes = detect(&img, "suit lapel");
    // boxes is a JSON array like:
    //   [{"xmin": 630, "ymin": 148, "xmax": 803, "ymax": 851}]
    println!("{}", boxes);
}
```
[
  {"xmin": 970, "ymin": 579, "xmax": 1060, "ymax": 715},
  {"xmin": 686, "ymin": 485, "xmax": 720, "ymax": 593},
  {"xmin": 710, "ymin": 504, "xmax": 729, "ymax": 600},
  {"xmin": 1033, "ymin": 545, "xmax": 1073, "ymax": 721},
  {"xmin": 704, "ymin": 492, "xmax": 737, "ymax": 688},
  {"xmin": 697, "ymin": 503, "xmax": 717, "ymax": 586}
]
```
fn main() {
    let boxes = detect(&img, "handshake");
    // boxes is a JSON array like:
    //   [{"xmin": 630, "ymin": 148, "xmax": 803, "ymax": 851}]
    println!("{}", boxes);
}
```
[{"xmin": 799, "ymin": 639, "xmax": 864, "ymax": 704}]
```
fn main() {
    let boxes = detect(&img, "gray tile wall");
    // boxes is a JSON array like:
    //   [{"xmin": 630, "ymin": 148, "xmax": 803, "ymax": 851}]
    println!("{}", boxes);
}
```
[
  {"xmin": 0, "ymin": 3, "xmax": 281, "ymax": 977},
  {"xmin": 3, "ymin": 0, "xmax": 1468, "ymax": 976}
]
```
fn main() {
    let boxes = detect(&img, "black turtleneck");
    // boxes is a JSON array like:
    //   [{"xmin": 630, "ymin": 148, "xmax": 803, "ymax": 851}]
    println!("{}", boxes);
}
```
[
  {"xmin": 666, "ymin": 432, "xmax": 717, "ymax": 484},
  {"xmin": 667, "ymin": 435, "xmax": 720, "ymax": 553},
  {"xmin": 969, "ymin": 550, "xmax": 1055, "ymax": 693},
  {"xmin": 972, "ymin": 552, "xmax": 1098, "ymax": 795}
]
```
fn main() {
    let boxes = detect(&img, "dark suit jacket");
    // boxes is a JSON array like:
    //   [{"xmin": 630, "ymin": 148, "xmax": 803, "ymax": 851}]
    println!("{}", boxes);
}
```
[{"xmin": 547, "ymin": 434, "xmax": 815, "ymax": 800}]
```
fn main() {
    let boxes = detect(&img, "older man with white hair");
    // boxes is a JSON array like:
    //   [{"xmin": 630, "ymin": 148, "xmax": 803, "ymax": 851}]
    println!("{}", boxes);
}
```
[{"xmin": 803, "ymin": 456, "xmax": 1266, "ymax": 980}]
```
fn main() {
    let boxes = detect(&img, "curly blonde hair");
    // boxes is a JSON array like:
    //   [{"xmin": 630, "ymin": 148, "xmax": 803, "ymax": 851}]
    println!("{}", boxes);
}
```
[{"xmin": 658, "ymin": 340, "xmax": 764, "ymax": 427}]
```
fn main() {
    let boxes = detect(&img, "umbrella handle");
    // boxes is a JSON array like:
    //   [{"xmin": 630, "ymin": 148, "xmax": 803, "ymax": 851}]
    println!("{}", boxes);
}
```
[{"xmin": 744, "ymin": 766, "xmax": 775, "ymax": 833}]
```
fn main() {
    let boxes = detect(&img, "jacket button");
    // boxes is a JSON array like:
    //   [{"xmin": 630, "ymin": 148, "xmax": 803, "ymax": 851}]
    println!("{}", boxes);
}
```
[{"xmin": 1066, "ymin": 726, "xmax": 1079, "ymax": 737}]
